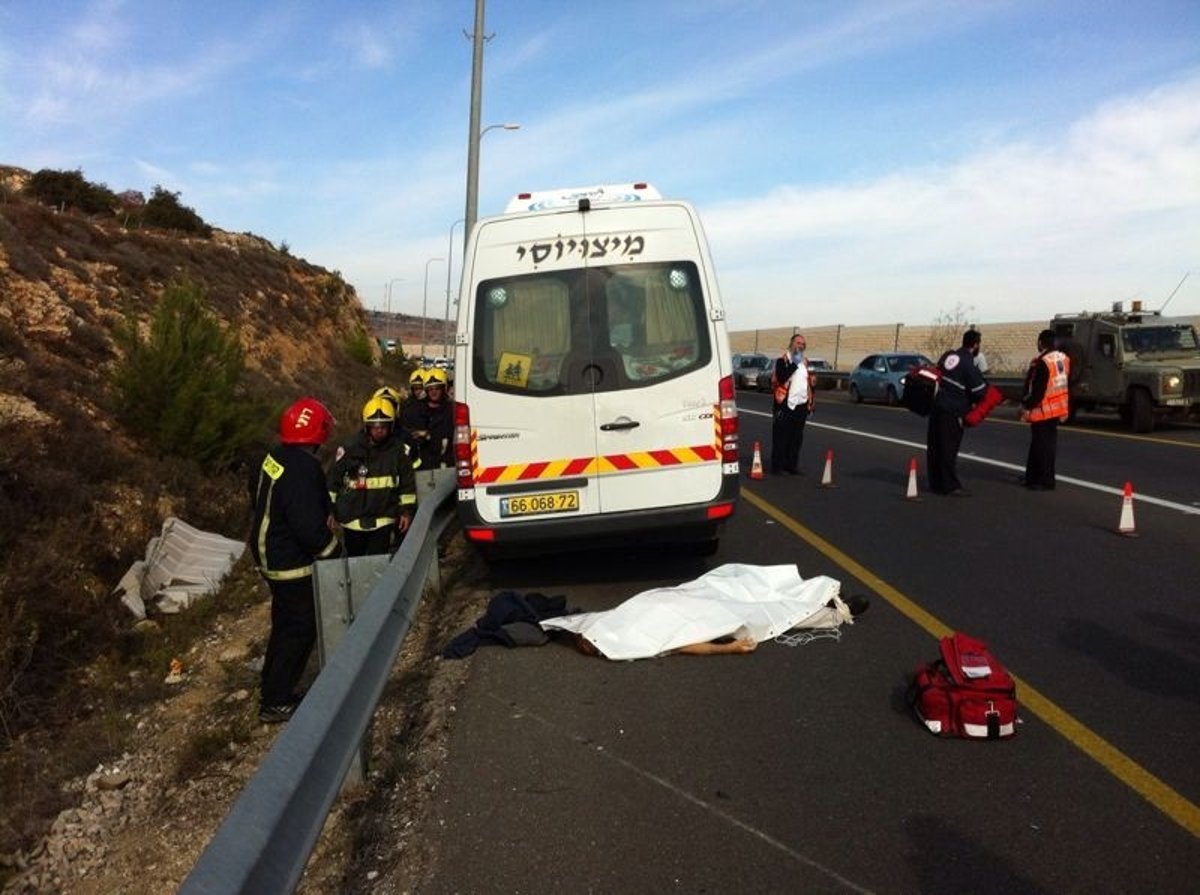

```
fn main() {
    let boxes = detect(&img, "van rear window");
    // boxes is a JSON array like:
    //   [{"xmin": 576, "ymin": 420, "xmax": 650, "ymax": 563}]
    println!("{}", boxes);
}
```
[{"xmin": 471, "ymin": 262, "xmax": 712, "ymax": 395}]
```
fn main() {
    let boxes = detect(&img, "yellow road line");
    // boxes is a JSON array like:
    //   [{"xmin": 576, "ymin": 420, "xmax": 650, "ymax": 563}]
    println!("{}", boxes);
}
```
[{"xmin": 742, "ymin": 486, "xmax": 1200, "ymax": 839}]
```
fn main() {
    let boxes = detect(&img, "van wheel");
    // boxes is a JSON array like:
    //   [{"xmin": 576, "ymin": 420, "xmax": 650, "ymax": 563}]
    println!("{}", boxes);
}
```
[
  {"xmin": 849, "ymin": 383, "xmax": 862, "ymax": 403},
  {"xmin": 885, "ymin": 385, "xmax": 899, "ymax": 406},
  {"xmin": 1129, "ymin": 388, "xmax": 1155, "ymax": 433}
]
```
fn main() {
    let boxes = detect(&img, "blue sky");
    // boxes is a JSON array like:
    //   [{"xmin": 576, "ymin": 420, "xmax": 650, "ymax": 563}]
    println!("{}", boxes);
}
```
[{"xmin": 2, "ymin": 0, "xmax": 1198, "ymax": 329}]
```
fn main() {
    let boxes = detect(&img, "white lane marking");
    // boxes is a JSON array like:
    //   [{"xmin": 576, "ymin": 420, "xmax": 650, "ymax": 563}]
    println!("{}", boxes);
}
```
[
  {"xmin": 741, "ymin": 409, "xmax": 1200, "ymax": 516},
  {"xmin": 491, "ymin": 694, "xmax": 875, "ymax": 893}
]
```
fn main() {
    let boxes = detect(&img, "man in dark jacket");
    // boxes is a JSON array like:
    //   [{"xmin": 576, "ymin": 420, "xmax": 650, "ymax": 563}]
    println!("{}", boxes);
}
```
[
  {"xmin": 926, "ymin": 330, "xmax": 986, "ymax": 495},
  {"xmin": 249, "ymin": 397, "xmax": 341, "ymax": 723}
]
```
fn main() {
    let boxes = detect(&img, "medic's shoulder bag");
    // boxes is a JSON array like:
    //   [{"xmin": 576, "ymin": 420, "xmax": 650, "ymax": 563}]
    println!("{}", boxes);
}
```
[
  {"xmin": 910, "ymin": 631, "xmax": 1017, "ymax": 739},
  {"xmin": 900, "ymin": 365, "xmax": 941, "ymax": 417}
]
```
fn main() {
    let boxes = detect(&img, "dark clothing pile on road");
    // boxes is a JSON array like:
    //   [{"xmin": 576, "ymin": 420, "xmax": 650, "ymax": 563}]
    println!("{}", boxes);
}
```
[{"xmin": 443, "ymin": 591, "xmax": 570, "ymax": 658}]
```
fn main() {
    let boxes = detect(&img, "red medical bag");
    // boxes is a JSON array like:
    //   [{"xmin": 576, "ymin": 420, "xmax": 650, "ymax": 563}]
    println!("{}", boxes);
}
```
[{"xmin": 911, "ymin": 632, "xmax": 1018, "ymax": 739}]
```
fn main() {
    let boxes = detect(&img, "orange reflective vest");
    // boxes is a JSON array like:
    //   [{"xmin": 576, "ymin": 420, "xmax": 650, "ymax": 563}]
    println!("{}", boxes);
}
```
[
  {"xmin": 1028, "ymin": 350, "xmax": 1070, "ymax": 422},
  {"xmin": 771, "ymin": 350, "xmax": 815, "ymax": 406}
]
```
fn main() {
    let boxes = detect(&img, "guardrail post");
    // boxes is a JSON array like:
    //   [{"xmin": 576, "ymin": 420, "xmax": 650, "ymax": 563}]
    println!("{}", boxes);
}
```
[{"xmin": 314, "ymin": 554, "xmax": 390, "ymax": 785}]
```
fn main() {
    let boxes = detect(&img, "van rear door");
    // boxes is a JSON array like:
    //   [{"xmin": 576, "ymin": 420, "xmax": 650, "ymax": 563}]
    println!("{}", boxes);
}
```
[{"xmin": 577, "ymin": 209, "xmax": 724, "ymax": 513}]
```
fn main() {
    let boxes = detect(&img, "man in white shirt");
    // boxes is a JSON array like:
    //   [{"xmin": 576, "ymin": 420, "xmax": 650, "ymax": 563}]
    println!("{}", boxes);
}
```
[{"xmin": 769, "ymin": 333, "xmax": 816, "ymax": 475}]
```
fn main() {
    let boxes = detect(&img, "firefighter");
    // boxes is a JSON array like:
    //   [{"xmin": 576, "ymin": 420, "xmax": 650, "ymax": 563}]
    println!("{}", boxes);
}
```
[
  {"xmin": 415, "ymin": 367, "xmax": 454, "ymax": 470},
  {"xmin": 373, "ymin": 384, "xmax": 421, "ymax": 463},
  {"xmin": 372, "ymin": 385, "xmax": 404, "ymax": 415},
  {"xmin": 405, "ymin": 367, "xmax": 427, "ymax": 408},
  {"xmin": 327, "ymin": 396, "xmax": 418, "ymax": 556},
  {"xmin": 249, "ymin": 397, "xmax": 341, "ymax": 724},
  {"xmin": 1019, "ymin": 329, "xmax": 1071, "ymax": 490}
]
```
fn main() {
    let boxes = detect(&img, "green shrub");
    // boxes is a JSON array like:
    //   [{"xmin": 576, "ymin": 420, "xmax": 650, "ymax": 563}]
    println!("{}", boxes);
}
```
[
  {"xmin": 345, "ymin": 325, "xmax": 377, "ymax": 366},
  {"xmin": 142, "ymin": 186, "xmax": 212, "ymax": 237},
  {"xmin": 111, "ymin": 280, "xmax": 268, "ymax": 470},
  {"xmin": 27, "ymin": 168, "xmax": 117, "ymax": 215}
]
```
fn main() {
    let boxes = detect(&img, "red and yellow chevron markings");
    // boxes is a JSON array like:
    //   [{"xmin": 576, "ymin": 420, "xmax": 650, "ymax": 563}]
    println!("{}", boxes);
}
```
[{"xmin": 470, "ymin": 416, "xmax": 723, "ymax": 485}]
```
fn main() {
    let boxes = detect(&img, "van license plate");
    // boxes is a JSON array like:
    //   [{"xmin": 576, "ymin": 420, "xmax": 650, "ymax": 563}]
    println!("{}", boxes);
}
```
[{"xmin": 499, "ymin": 491, "xmax": 580, "ymax": 518}]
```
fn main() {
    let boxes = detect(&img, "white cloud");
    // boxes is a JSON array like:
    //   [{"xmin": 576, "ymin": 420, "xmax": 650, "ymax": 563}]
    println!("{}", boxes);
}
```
[
  {"xmin": 705, "ymin": 74, "xmax": 1200, "ymax": 327},
  {"xmin": 335, "ymin": 22, "xmax": 392, "ymax": 70}
]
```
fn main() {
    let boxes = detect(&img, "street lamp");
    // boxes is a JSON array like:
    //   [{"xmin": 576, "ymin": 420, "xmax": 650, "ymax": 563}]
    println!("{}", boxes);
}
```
[
  {"xmin": 421, "ymin": 258, "xmax": 444, "ymax": 362},
  {"xmin": 464, "ymin": 122, "xmax": 520, "ymax": 250},
  {"xmin": 384, "ymin": 277, "xmax": 405, "ymax": 345},
  {"xmin": 444, "ymin": 218, "xmax": 465, "ymax": 358}
]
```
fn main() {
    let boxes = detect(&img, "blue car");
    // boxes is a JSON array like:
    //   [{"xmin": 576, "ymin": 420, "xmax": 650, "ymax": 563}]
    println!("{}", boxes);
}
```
[{"xmin": 848, "ymin": 352, "xmax": 932, "ymax": 405}]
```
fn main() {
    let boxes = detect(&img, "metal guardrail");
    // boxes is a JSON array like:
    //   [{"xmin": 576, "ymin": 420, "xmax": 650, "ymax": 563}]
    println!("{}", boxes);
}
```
[{"xmin": 180, "ymin": 470, "xmax": 457, "ymax": 895}]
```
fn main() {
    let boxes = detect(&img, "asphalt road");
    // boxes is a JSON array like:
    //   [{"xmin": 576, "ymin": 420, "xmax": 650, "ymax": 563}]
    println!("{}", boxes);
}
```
[{"xmin": 416, "ymin": 391, "xmax": 1200, "ymax": 894}]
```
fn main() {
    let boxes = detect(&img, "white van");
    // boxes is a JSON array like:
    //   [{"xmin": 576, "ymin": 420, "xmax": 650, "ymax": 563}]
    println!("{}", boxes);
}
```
[{"xmin": 452, "ymin": 183, "xmax": 740, "ymax": 556}]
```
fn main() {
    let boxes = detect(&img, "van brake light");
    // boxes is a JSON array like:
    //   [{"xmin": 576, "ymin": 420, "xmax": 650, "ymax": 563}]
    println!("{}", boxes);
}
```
[
  {"xmin": 453, "ymin": 401, "xmax": 474, "ymax": 488},
  {"xmin": 718, "ymin": 375, "xmax": 738, "ymax": 463}
]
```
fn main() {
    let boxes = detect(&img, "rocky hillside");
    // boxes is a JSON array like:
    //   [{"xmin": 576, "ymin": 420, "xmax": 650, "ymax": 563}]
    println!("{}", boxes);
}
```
[{"xmin": 0, "ymin": 165, "xmax": 403, "ymax": 861}]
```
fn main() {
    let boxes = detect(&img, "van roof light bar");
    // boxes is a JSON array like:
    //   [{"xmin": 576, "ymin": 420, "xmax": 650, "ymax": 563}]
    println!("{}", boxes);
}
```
[{"xmin": 504, "ymin": 182, "xmax": 661, "ymax": 213}]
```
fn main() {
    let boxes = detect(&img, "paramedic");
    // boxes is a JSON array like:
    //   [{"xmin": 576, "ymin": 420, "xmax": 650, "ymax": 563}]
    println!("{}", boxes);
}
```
[
  {"xmin": 926, "ymin": 330, "xmax": 986, "ymax": 495},
  {"xmin": 1019, "ymin": 329, "xmax": 1070, "ymax": 490},
  {"xmin": 249, "ymin": 397, "xmax": 341, "ymax": 723},
  {"xmin": 327, "ymin": 396, "xmax": 418, "ymax": 555},
  {"xmin": 770, "ymin": 333, "xmax": 815, "ymax": 475}
]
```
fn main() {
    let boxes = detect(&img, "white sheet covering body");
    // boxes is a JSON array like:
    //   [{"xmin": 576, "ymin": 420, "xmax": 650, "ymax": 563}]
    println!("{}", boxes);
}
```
[{"xmin": 540, "ymin": 563, "xmax": 847, "ymax": 660}]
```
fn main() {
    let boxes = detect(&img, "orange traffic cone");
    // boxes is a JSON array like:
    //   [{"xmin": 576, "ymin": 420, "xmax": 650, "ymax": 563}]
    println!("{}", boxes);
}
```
[
  {"xmin": 1116, "ymin": 480, "xmax": 1138, "ymax": 537},
  {"xmin": 819, "ymin": 449, "xmax": 835, "ymax": 488},
  {"xmin": 750, "ymin": 441, "xmax": 764, "ymax": 480},
  {"xmin": 905, "ymin": 457, "xmax": 921, "ymax": 501}
]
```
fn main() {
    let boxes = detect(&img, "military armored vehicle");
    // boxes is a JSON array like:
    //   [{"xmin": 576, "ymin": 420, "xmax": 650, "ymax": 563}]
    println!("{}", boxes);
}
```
[{"xmin": 1050, "ymin": 301, "xmax": 1200, "ymax": 433}]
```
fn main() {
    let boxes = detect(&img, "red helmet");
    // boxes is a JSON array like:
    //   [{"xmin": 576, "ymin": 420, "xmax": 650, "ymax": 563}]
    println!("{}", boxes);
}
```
[{"xmin": 279, "ymin": 397, "xmax": 334, "ymax": 445}]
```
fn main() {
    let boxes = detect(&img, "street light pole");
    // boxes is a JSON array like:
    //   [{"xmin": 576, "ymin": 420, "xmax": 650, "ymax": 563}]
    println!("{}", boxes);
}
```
[
  {"xmin": 384, "ymin": 277, "xmax": 405, "ymax": 346},
  {"xmin": 464, "ymin": 122, "xmax": 521, "ymax": 252},
  {"xmin": 464, "ymin": 0, "xmax": 485, "ymax": 252},
  {"xmin": 444, "ymin": 218, "xmax": 465, "ymax": 358},
  {"xmin": 421, "ymin": 258, "xmax": 444, "ymax": 362}
]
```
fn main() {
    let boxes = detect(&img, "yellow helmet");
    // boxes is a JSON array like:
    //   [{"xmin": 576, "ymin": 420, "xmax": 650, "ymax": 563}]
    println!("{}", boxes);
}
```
[
  {"xmin": 423, "ymin": 367, "xmax": 448, "ymax": 388},
  {"xmin": 361, "ymin": 396, "xmax": 396, "ymax": 425},
  {"xmin": 372, "ymin": 386, "xmax": 402, "ymax": 411},
  {"xmin": 409, "ymin": 368, "xmax": 427, "ymax": 387}
]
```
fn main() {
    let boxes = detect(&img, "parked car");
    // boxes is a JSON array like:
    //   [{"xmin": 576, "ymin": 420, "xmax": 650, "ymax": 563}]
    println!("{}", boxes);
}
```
[
  {"xmin": 755, "ymin": 356, "xmax": 833, "ymax": 392},
  {"xmin": 848, "ymin": 352, "xmax": 932, "ymax": 405},
  {"xmin": 732, "ymin": 352, "xmax": 771, "ymax": 390}
]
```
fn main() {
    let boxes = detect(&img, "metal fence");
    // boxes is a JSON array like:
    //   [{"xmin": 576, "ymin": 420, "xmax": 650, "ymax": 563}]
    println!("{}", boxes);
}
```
[{"xmin": 180, "ymin": 470, "xmax": 457, "ymax": 895}]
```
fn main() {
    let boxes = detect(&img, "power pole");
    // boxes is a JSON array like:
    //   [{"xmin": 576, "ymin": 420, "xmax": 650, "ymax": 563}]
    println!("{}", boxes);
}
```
[{"xmin": 463, "ymin": 0, "xmax": 486, "ymax": 251}]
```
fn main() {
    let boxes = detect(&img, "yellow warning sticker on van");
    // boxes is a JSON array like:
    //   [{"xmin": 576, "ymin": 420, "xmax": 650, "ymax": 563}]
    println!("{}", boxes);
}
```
[{"xmin": 496, "ymin": 352, "xmax": 531, "ymax": 388}]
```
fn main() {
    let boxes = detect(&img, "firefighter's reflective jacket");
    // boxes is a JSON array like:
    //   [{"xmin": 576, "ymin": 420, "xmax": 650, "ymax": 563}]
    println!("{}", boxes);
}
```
[
  {"xmin": 327, "ymin": 430, "xmax": 418, "ymax": 532},
  {"xmin": 249, "ymin": 444, "xmax": 340, "ymax": 581}
]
